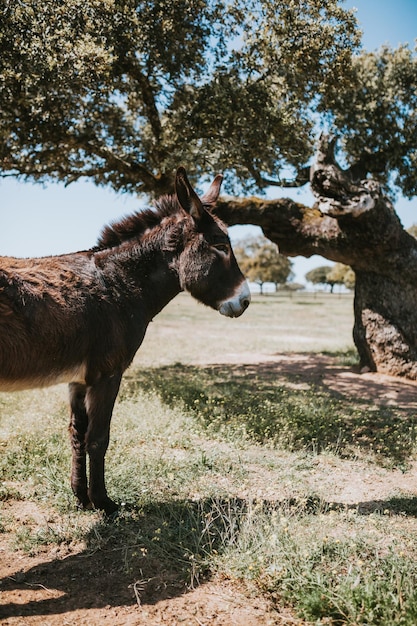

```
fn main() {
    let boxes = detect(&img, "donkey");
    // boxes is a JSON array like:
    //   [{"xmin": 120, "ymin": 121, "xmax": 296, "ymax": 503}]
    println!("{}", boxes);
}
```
[{"xmin": 0, "ymin": 168, "xmax": 250, "ymax": 514}]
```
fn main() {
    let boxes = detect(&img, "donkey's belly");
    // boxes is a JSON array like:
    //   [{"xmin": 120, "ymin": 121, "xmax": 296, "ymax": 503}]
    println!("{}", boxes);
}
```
[{"xmin": 0, "ymin": 363, "xmax": 87, "ymax": 391}]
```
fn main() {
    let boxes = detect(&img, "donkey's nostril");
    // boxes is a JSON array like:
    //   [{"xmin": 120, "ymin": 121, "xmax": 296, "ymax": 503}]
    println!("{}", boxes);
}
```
[{"xmin": 242, "ymin": 298, "xmax": 250, "ymax": 310}]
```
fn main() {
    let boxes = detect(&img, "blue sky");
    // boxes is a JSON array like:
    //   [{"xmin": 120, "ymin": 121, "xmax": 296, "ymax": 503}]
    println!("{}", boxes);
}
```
[{"xmin": 1, "ymin": 0, "xmax": 416, "ymax": 283}]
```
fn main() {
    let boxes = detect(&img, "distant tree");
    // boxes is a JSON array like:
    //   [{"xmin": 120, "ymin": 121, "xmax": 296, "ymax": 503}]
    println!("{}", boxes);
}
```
[
  {"xmin": 235, "ymin": 236, "xmax": 293, "ymax": 294},
  {"xmin": 305, "ymin": 266, "xmax": 334, "ymax": 291},
  {"xmin": 280, "ymin": 282, "xmax": 305, "ymax": 298},
  {"xmin": 327, "ymin": 263, "xmax": 355, "ymax": 290},
  {"xmin": 306, "ymin": 263, "xmax": 355, "ymax": 292}
]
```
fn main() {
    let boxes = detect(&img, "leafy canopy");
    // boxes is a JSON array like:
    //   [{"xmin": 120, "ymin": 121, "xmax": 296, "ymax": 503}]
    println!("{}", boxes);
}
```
[
  {"xmin": 0, "ymin": 0, "xmax": 359, "ymax": 195},
  {"xmin": 1, "ymin": 0, "xmax": 416, "ymax": 199},
  {"xmin": 322, "ymin": 45, "xmax": 417, "ymax": 198}
]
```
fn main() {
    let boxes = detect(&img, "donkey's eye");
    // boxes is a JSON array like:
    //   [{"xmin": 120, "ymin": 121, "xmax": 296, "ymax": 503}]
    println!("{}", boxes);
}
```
[{"xmin": 212, "ymin": 243, "xmax": 230, "ymax": 256}]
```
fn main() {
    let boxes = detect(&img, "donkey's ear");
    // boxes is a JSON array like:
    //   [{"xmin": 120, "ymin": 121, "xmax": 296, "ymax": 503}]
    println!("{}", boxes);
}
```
[
  {"xmin": 175, "ymin": 167, "xmax": 204, "ymax": 221},
  {"xmin": 201, "ymin": 174, "xmax": 223, "ymax": 207}
]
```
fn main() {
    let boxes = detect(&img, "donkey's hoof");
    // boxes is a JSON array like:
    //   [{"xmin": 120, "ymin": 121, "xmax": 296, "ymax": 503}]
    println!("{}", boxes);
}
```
[
  {"xmin": 76, "ymin": 499, "xmax": 94, "ymax": 511},
  {"xmin": 95, "ymin": 497, "xmax": 119, "ymax": 517}
]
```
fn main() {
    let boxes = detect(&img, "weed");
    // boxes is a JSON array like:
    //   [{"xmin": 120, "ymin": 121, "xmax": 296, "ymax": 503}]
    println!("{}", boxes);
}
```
[
  {"xmin": 0, "ymin": 430, "xmax": 72, "ymax": 508},
  {"xmin": 12, "ymin": 513, "xmax": 96, "ymax": 555},
  {"xmin": 76, "ymin": 496, "xmax": 417, "ymax": 625},
  {"xmin": 211, "ymin": 499, "xmax": 417, "ymax": 625},
  {"xmin": 324, "ymin": 347, "xmax": 360, "ymax": 367}
]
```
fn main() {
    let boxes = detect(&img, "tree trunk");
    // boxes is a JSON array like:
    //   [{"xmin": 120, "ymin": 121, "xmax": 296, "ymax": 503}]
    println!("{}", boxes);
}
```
[
  {"xmin": 353, "ymin": 271, "xmax": 417, "ymax": 378},
  {"xmin": 215, "ymin": 135, "xmax": 417, "ymax": 380}
]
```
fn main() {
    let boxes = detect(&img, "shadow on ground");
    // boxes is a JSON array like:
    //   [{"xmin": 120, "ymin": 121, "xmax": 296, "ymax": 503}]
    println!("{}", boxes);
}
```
[
  {"xmin": 0, "ymin": 497, "xmax": 246, "ymax": 620},
  {"xmin": 124, "ymin": 353, "xmax": 417, "ymax": 466},
  {"xmin": 3, "ymin": 492, "xmax": 417, "ymax": 620}
]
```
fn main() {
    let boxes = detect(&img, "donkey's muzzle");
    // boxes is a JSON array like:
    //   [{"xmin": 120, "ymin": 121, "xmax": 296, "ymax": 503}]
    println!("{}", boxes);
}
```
[{"xmin": 218, "ymin": 281, "xmax": 251, "ymax": 318}]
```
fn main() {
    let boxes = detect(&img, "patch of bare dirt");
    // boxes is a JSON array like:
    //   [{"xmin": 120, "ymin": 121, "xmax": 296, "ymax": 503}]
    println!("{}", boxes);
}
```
[
  {"xmin": 0, "ymin": 516, "xmax": 294, "ymax": 625},
  {"xmin": 271, "ymin": 352, "xmax": 417, "ymax": 410},
  {"xmin": 2, "ymin": 352, "xmax": 417, "ymax": 625},
  {"xmin": 208, "ymin": 351, "xmax": 417, "ymax": 410}
]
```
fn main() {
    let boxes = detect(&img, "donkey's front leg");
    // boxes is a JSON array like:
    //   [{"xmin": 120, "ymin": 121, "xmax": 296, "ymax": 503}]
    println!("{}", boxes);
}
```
[
  {"xmin": 69, "ymin": 382, "xmax": 91, "ymax": 510},
  {"xmin": 85, "ymin": 373, "xmax": 123, "ymax": 515}
]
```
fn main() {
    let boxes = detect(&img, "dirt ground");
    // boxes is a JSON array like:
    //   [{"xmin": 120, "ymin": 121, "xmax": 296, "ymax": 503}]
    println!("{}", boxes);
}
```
[
  {"xmin": 0, "ymin": 539, "xmax": 288, "ymax": 626},
  {"xmin": 0, "ymin": 499, "xmax": 300, "ymax": 626},
  {"xmin": 2, "ymin": 353, "xmax": 417, "ymax": 625}
]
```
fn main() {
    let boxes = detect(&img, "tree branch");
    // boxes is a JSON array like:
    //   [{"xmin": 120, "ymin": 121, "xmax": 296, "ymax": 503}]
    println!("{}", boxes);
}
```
[
  {"xmin": 215, "ymin": 195, "xmax": 344, "ymax": 260},
  {"xmin": 215, "ymin": 132, "xmax": 412, "ymax": 277},
  {"xmin": 309, "ymin": 134, "xmax": 381, "ymax": 217},
  {"xmin": 261, "ymin": 166, "xmax": 311, "ymax": 188},
  {"xmin": 134, "ymin": 68, "xmax": 163, "ymax": 145}
]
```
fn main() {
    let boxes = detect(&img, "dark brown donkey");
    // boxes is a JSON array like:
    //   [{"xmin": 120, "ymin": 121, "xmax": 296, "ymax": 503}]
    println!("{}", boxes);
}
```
[{"xmin": 0, "ymin": 168, "xmax": 250, "ymax": 514}]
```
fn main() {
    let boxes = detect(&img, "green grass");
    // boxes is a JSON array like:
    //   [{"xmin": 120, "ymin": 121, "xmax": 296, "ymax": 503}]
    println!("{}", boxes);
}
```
[
  {"xmin": 3, "ymin": 292, "xmax": 417, "ymax": 624},
  {"xmin": 217, "ymin": 501, "xmax": 417, "ymax": 625},
  {"xmin": 123, "ymin": 362, "xmax": 417, "ymax": 467}
]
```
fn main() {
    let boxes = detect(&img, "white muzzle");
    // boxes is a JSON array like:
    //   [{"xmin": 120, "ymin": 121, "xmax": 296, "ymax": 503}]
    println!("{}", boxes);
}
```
[{"xmin": 218, "ymin": 280, "xmax": 251, "ymax": 318}]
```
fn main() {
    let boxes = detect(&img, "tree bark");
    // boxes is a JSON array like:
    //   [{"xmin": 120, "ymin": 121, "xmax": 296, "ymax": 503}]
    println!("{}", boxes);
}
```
[{"xmin": 214, "ymin": 135, "xmax": 417, "ymax": 379}]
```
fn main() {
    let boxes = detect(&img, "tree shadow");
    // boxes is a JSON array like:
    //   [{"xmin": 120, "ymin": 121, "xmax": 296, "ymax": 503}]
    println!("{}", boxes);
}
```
[
  {"xmin": 3, "ymin": 492, "xmax": 417, "ymax": 620},
  {"xmin": 266, "ymin": 352, "xmax": 417, "ymax": 411},
  {"xmin": 355, "ymin": 495, "xmax": 417, "ymax": 517},
  {"xmin": 123, "ymin": 356, "xmax": 417, "ymax": 466}
]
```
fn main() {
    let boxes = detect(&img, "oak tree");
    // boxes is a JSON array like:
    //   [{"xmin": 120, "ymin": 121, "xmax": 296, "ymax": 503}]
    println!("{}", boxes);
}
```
[
  {"xmin": 327, "ymin": 264, "xmax": 355, "ymax": 291},
  {"xmin": 306, "ymin": 264, "xmax": 355, "ymax": 292},
  {"xmin": 0, "ymin": 0, "xmax": 358, "ymax": 194}
]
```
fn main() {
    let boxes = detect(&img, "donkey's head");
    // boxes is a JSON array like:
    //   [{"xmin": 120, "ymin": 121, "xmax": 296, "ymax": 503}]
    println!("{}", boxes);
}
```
[{"xmin": 175, "ymin": 167, "xmax": 250, "ymax": 317}]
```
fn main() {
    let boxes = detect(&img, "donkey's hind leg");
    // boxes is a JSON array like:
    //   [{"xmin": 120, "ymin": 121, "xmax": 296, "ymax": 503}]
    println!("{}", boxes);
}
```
[{"xmin": 69, "ymin": 382, "xmax": 91, "ymax": 509}]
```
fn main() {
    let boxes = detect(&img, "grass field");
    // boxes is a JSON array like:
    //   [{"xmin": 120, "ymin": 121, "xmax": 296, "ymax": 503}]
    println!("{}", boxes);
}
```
[
  {"xmin": 2, "ymin": 292, "xmax": 417, "ymax": 625},
  {"xmin": 135, "ymin": 291, "xmax": 356, "ymax": 365}
]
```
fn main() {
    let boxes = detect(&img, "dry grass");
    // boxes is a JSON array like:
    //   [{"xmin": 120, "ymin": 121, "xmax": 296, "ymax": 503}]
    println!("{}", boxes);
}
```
[{"xmin": 134, "ymin": 291, "xmax": 355, "ymax": 366}]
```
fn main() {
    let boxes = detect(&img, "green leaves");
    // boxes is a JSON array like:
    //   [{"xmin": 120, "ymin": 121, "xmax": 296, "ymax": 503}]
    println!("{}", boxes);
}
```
[
  {"xmin": 0, "ymin": 0, "xmax": 361, "ymax": 195},
  {"xmin": 235, "ymin": 0, "xmax": 360, "ymax": 97},
  {"xmin": 322, "ymin": 44, "xmax": 417, "ymax": 197},
  {"xmin": 2, "ymin": 0, "xmax": 416, "ymax": 200}
]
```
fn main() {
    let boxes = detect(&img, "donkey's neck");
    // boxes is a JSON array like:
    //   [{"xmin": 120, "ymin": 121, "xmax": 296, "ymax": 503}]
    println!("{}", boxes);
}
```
[{"xmin": 94, "ymin": 236, "xmax": 183, "ymax": 322}]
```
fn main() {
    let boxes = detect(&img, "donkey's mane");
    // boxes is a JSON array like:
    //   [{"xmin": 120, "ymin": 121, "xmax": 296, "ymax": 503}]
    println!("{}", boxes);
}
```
[{"xmin": 96, "ymin": 195, "xmax": 182, "ymax": 250}]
